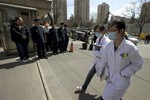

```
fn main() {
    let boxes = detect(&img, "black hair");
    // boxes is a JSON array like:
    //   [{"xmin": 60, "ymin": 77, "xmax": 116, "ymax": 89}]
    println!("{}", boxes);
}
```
[
  {"xmin": 110, "ymin": 19, "xmax": 126, "ymax": 31},
  {"xmin": 109, "ymin": 19, "xmax": 126, "ymax": 37},
  {"xmin": 100, "ymin": 25, "xmax": 105, "ymax": 31},
  {"xmin": 94, "ymin": 24, "xmax": 100, "ymax": 32}
]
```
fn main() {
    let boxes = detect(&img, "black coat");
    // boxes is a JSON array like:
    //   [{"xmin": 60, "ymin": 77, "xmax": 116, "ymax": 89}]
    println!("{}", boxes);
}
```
[
  {"xmin": 31, "ymin": 26, "xmax": 47, "ymax": 44},
  {"xmin": 58, "ymin": 27, "xmax": 68, "ymax": 41},
  {"xmin": 49, "ymin": 27, "xmax": 59, "ymax": 42},
  {"xmin": 10, "ymin": 23, "xmax": 30, "ymax": 43}
]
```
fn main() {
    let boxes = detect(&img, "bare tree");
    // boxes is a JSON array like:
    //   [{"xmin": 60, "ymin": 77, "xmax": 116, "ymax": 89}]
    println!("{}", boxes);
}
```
[
  {"xmin": 123, "ymin": 0, "xmax": 150, "ymax": 37},
  {"xmin": 46, "ymin": 0, "xmax": 66, "ymax": 25}
]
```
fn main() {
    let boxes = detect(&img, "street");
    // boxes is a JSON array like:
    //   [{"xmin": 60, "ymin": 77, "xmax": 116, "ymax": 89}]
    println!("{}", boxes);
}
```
[{"xmin": 0, "ymin": 40, "xmax": 150, "ymax": 100}]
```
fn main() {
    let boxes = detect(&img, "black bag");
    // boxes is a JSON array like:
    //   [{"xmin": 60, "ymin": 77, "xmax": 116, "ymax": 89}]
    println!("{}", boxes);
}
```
[
  {"xmin": 89, "ymin": 44, "xmax": 93, "ymax": 50},
  {"xmin": 89, "ymin": 40, "xmax": 93, "ymax": 50},
  {"xmin": 82, "ymin": 43, "xmax": 87, "ymax": 50}
]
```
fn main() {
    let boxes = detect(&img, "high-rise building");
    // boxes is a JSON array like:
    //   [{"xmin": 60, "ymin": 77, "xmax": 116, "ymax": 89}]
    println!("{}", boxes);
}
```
[
  {"xmin": 97, "ymin": 2, "xmax": 109, "ymax": 24},
  {"xmin": 74, "ymin": 0, "xmax": 89, "ymax": 26},
  {"xmin": 140, "ymin": 2, "xmax": 150, "ymax": 23},
  {"xmin": 53, "ymin": 0, "xmax": 67, "ymax": 25}
]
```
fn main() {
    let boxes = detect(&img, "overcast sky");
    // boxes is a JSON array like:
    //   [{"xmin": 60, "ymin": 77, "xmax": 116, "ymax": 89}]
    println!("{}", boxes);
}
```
[{"xmin": 67, "ymin": 0, "xmax": 138, "ymax": 19}]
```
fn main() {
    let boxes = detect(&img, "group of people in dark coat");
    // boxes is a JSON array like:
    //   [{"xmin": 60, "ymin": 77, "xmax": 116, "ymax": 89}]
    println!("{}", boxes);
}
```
[{"xmin": 10, "ymin": 17, "xmax": 69, "ymax": 61}]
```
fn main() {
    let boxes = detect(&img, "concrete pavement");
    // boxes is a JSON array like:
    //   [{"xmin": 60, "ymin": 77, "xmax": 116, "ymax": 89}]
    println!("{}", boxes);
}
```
[
  {"xmin": 0, "ymin": 48, "xmax": 47, "ymax": 100},
  {"xmin": 0, "ymin": 40, "xmax": 150, "ymax": 100}
]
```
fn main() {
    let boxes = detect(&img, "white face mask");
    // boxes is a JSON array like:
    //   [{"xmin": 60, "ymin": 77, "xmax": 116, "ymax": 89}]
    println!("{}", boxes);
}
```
[
  {"xmin": 95, "ymin": 32, "xmax": 102, "ymax": 38},
  {"xmin": 107, "ymin": 32, "xmax": 117, "ymax": 40}
]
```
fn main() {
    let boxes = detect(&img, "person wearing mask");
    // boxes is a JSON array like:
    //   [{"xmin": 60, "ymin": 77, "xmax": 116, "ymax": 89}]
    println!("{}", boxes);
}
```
[
  {"xmin": 43, "ymin": 22, "xmax": 50, "ymax": 52},
  {"xmin": 75, "ymin": 25, "xmax": 111, "ymax": 93},
  {"xmin": 10, "ymin": 17, "xmax": 30, "ymax": 62},
  {"xmin": 49, "ymin": 24, "xmax": 59, "ymax": 55},
  {"xmin": 93, "ymin": 24, "xmax": 101, "ymax": 43},
  {"xmin": 31, "ymin": 19, "xmax": 47, "ymax": 59},
  {"xmin": 96, "ymin": 19, "xmax": 144, "ymax": 100}
]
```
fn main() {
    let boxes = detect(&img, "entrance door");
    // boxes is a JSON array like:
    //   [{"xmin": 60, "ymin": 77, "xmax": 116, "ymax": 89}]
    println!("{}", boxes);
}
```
[{"xmin": 20, "ymin": 11, "xmax": 31, "ymax": 28}]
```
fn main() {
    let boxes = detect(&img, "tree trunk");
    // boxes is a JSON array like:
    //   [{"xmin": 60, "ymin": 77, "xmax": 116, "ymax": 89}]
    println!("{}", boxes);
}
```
[
  {"xmin": 47, "ymin": 13, "xmax": 53, "ymax": 25},
  {"xmin": 138, "ymin": 26, "xmax": 142, "ymax": 39}
]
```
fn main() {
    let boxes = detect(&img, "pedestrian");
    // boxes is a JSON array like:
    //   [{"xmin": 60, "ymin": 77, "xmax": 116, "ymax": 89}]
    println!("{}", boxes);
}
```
[
  {"xmin": 58, "ymin": 22, "xmax": 68, "ymax": 53},
  {"xmin": 31, "ymin": 19, "xmax": 47, "ymax": 59},
  {"xmin": 10, "ymin": 17, "xmax": 30, "ymax": 62},
  {"xmin": 43, "ymin": 21, "xmax": 50, "ymax": 52},
  {"xmin": 96, "ymin": 19, "xmax": 144, "ymax": 100},
  {"xmin": 49, "ymin": 24, "xmax": 59, "ymax": 55},
  {"xmin": 83, "ymin": 31, "xmax": 89, "ymax": 44},
  {"xmin": 93, "ymin": 24, "xmax": 101, "ymax": 43},
  {"xmin": 64, "ymin": 24, "xmax": 69, "ymax": 52},
  {"xmin": 75, "ymin": 25, "xmax": 111, "ymax": 93}
]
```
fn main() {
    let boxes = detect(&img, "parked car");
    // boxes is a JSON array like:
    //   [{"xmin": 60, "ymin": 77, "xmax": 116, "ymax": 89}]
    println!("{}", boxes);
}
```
[{"xmin": 127, "ymin": 34, "xmax": 139, "ymax": 45}]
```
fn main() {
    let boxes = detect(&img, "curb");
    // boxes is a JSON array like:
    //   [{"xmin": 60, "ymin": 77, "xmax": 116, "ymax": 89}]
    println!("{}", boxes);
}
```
[{"xmin": 37, "ymin": 59, "xmax": 72, "ymax": 100}]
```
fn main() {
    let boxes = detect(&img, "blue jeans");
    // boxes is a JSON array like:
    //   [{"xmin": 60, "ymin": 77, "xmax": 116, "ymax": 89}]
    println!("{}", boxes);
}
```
[
  {"xmin": 15, "ymin": 42, "xmax": 29, "ymax": 60},
  {"xmin": 82, "ymin": 64, "xmax": 96, "ymax": 90}
]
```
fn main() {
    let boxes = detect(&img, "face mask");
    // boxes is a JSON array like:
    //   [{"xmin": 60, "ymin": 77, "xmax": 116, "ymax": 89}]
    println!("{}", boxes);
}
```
[
  {"xmin": 107, "ymin": 32, "xmax": 117, "ymax": 40},
  {"xmin": 95, "ymin": 32, "xmax": 102, "ymax": 38}
]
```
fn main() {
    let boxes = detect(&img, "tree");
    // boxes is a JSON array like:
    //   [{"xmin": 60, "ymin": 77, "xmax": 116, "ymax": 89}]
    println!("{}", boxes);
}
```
[
  {"xmin": 46, "ymin": 0, "xmax": 66, "ymax": 25},
  {"xmin": 86, "ymin": 17, "xmax": 95, "ymax": 27},
  {"xmin": 69, "ymin": 14, "xmax": 78, "ymax": 27},
  {"xmin": 123, "ymin": 0, "xmax": 150, "ymax": 37}
]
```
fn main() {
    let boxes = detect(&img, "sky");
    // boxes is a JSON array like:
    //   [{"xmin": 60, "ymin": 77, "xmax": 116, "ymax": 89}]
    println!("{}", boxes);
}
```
[{"xmin": 67, "ymin": 0, "xmax": 138, "ymax": 19}]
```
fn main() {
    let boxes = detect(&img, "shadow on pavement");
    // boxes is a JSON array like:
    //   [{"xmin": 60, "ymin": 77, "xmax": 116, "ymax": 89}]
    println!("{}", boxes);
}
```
[
  {"xmin": 0, "ymin": 58, "xmax": 36, "ymax": 69},
  {"xmin": 0, "ymin": 51, "xmax": 18, "ymax": 60},
  {"xmin": 78, "ymin": 93, "xmax": 101, "ymax": 100}
]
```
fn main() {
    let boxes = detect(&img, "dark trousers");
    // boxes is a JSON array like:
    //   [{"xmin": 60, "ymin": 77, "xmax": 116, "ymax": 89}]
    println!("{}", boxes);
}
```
[
  {"xmin": 45, "ymin": 42, "xmax": 50, "ymax": 52},
  {"xmin": 64, "ymin": 39, "xmax": 69, "ymax": 51},
  {"xmin": 82, "ymin": 64, "xmax": 96, "ymax": 90},
  {"xmin": 59, "ymin": 41, "xmax": 63, "ymax": 52},
  {"xmin": 36, "ymin": 43, "xmax": 46, "ymax": 58},
  {"xmin": 52, "ymin": 41, "xmax": 58, "ymax": 54},
  {"xmin": 15, "ymin": 42, "xmax": 29, "ymax": 60}
]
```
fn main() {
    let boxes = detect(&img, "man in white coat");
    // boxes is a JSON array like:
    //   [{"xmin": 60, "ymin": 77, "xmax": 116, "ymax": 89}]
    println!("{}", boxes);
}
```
[
  {"xmin": 75, "ymin": 25, "xmax": 111, "ymax": 93},
  {"xmin": 96, "ymin": 19, "xmax": 144, "ymax": 100}
]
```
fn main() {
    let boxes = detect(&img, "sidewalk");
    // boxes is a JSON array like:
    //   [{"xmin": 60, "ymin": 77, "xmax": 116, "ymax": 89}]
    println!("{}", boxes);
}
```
[{"xmin": 0, "ymin": 48, "xmax": 47, "ymax": 100}]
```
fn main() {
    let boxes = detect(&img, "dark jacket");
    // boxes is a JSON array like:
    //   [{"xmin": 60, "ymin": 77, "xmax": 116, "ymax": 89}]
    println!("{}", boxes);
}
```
[
  {"xmin": 10, "ymin": 23, "xmax": 30, "ymax": 43},
  {"xmin": 49, "ymin": 27, "xmax": 59, "ymax": 42},
  {"xmin": 58, "ymin": 27, "xmax": 68, "ymax": 41},
  {"xmin": 31, "ymin": 26, "xmax": 47, "ymax": 44}
]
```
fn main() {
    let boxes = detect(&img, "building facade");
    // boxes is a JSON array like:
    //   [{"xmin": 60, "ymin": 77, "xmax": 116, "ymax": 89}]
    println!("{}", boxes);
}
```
[
  {"xmin": 0, "ymin": 0, "xmax": 52, "ymax": 55},
  {"xmin": 97, "ymin": 2, "xmax": 109, "ymax": 24},
  {"xmin": 140, "ymin": 1, "xmax": 150, "ymax": 23},
  {"xmin": 74, "ymin": 0, "xmax": 89, "ymax": 26}
]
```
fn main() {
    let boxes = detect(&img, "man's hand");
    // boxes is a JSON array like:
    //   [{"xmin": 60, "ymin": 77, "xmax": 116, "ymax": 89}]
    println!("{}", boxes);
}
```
[{"xmin": 22, "ymin": 35, "xmax": 27, "ymax": 39}]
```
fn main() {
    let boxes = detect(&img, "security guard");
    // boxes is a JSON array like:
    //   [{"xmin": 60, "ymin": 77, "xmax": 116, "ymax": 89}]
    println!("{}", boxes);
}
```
[{"xmin": 31, "ymin": 19, "xmax": 47, "ymax": 59}]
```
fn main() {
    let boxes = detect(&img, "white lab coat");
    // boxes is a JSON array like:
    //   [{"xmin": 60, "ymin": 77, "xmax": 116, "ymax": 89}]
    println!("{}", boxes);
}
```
[
  {"xmin": 91, "ymin": 35, "xmax": 110, "ymax": 68},
  {"xmin": 96, "ymin": 39, "xmax": 144, "ymax": 100}
]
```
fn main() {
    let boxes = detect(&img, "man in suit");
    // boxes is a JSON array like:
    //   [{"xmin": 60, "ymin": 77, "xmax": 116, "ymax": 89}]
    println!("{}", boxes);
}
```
[
  {"xmin": 58, "ymin": 22, "xmax": 68, "ymax": 53},
  {"xmin": 10, "ymin": 17, "xmax": 30, "ymax": 62},
  {"xmin": 31, "ymin": 19, "xmax": 47, "ymax": 59},
  {"xmin": 49, "ymin": 24, "xmax": 59, "ymax": 55}
]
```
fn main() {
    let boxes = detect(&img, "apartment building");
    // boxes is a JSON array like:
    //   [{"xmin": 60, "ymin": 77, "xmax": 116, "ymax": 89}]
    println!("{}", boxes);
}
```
[
  {"xmin": 97, "ymin": 2, "xmax": 109, "ymax": 24},
  {"xmin": 74, "ymin": 0, "xmax": 89, "ymax": 26}
]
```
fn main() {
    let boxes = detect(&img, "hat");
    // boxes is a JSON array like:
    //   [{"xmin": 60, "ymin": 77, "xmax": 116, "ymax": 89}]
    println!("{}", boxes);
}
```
[{"xmin": 33, "ymin": 19, "xmax": 40, "ymax": 22}]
